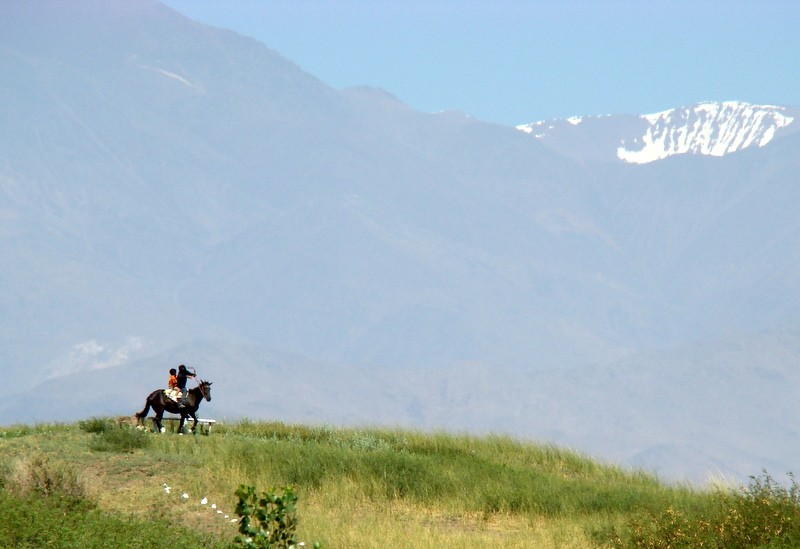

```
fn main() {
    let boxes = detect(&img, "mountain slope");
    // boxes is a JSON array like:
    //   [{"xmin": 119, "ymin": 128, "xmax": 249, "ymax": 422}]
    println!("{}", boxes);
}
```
[
  {"xmin": 2, "ymin": 0, "xmax": 800, "ymax": 483},
  {"xmin": 2, "ymin": 0, "xmax": 620, "ymax": 377}
]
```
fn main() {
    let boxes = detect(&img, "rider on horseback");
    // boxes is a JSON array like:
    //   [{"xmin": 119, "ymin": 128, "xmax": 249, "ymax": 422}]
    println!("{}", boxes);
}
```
[
  {"xmin": 136, "ymin": 375, "xmax": 213, "ymax": 434},
  {"xmin": 176, "ymin": 364, "xmax": 196, "ymax": 408},
  {"xmin": 166, "ymin": 368, "xmax": 180, "ymax": 401}
]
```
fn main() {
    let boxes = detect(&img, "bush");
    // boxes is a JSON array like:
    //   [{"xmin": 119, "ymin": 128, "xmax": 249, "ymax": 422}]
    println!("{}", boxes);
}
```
[
  {"xmin": 234, "ymin": 484, "xmax": 321, "ymax": 548},
  {"xmin": 603, "ymin": 471, "xmax": 800, "ymax": 548}
]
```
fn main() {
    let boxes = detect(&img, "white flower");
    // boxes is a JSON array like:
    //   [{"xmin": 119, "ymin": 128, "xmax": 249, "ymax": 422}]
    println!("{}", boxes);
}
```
[
  {"xmin": 211, "ymin": 503, "xmax": 217, "ymax": 509},
  {"xmin": 224, "ymin": 515, "xmax": 229, "ymax": 519},
  {"xmin": 181, "ymin": 492, "xmax": 189, "ymax": 500},
  {"xmin": 230, "ymin": 518, "xmax": 238, "ymax": 523},
  {"xmin": 200, "ymin": 497, "xmax": 208, "ymax": 505}
]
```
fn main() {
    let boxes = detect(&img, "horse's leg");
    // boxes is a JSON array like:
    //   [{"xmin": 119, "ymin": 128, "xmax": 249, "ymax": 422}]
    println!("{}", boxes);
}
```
[
  {"xmin": 154, "ymin": 409, "xmax": 165, "ymax": 433},
  {"xmin": 178, "ymin": 414, "xmax": 186, "ymax": 434},
  {"xmin": 189, "ymin": 411, "xmax": 199, "ymax": 434}
]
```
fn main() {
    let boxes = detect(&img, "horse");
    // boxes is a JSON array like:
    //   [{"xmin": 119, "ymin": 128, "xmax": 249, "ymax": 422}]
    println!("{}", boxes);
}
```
[{"xmin": 135, "ymin": 380, "xmax": 212, "ymax": 434}]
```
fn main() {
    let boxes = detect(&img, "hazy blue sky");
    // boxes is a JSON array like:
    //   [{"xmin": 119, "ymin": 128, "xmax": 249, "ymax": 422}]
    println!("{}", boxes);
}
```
[{"xmin": 160, "ymin": 0, "xmax": 800, "ymax": 126}]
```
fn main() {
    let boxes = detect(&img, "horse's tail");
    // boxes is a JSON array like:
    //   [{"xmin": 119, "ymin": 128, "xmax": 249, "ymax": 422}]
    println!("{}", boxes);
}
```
[{"xmin": 135, "ymin": 401, "xmax": 151, "ymax": 421}]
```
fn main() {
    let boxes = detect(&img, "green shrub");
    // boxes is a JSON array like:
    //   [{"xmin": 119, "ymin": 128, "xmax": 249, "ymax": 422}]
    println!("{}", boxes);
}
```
[
  {"xmin": 234, "ymin": 484, "xmax": 321, "ymax": 548},
  {"xmin": 603, "ymin": 472, "xmax": 800, "ymax": 548}
]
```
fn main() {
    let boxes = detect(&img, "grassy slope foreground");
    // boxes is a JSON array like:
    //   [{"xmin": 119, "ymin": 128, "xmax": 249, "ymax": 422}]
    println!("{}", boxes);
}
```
[{"xmin": 0, "ymin": 420, "xmax": 796, "ymax": 548}]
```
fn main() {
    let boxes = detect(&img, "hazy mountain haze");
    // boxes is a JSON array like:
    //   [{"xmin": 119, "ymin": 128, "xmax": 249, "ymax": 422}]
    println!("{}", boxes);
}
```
[{"xmin": 2, "ymin": 0, "xmax": 800, "ymax": 484}]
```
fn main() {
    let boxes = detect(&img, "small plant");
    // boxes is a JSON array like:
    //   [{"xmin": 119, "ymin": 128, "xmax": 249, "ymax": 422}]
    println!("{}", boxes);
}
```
[{"xmin": 234, "ymin": 484, "xmax": 321, "ymax": 548}]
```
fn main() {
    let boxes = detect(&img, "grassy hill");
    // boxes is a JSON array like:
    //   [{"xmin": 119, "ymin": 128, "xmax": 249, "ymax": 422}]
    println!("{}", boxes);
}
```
[{"xmin": 1, "ymin": 419, "xmax": 798, "ymax": 548}]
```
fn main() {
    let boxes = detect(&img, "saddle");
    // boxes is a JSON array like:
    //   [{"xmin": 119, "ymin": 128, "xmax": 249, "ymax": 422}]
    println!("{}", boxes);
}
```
[{"xmin": 163, "ymin": 388, "xmax": 181, "ymax": 402}]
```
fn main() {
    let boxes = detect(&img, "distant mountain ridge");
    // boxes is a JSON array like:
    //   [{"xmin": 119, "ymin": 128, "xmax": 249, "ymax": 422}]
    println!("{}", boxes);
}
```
[
  {"xmin": 3, "ymin": 0, "xmax": 800, "ymax": 485},
  {"xmin": 518, "ymin": 101, "xmax": 799, "ymax": 164}
]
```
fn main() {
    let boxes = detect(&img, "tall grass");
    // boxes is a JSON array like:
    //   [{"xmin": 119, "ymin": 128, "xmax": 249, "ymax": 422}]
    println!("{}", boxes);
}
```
[
  {"xmin": 169, "ymin": 421, "xmax": 704, "ymax": 547},
  {"xmin": 202, "ymin": 422, "xmax": 689, "ymax": 518},
  {"xmin": 3, "ymin": 418, "xmax": 796, "ymax": 548},
  {"xmin": 4, "ymin": 451, "xmax": 86, "ymax": 500}
]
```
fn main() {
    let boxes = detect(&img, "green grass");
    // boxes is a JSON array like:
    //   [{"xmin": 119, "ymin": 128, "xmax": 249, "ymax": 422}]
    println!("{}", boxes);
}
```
[
  {"xmin": 203, "ymin": 423, "xmax": 692, "ymax": 516},
  {"xmin": 0, "ymin": 419, "xmax": 795, "ymax": 548},
  {"xmin": 0, "ymin": 491, "xmax": 226, "ymax": 549}
]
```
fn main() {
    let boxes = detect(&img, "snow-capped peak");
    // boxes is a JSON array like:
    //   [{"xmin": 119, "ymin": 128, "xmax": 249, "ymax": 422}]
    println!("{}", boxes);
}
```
[
  {"xmin": 617, "ymin": 101, "xmax": 794, "ymax": 164},
  {"xmin": 517, "ymin": 101, "xmax": 795, "ymax": 164}
]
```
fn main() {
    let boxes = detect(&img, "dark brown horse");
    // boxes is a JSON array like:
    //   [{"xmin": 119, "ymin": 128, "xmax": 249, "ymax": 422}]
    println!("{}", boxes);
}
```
[{"xmin": 135, "ymin": 380, "xmax": 212, "ymax": 433}]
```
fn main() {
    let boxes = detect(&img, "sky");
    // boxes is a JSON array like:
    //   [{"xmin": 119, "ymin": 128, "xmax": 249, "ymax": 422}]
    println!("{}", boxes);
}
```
[{"xmin": 159, "ymin": 0, "xmax": 800, "ymax": 127}]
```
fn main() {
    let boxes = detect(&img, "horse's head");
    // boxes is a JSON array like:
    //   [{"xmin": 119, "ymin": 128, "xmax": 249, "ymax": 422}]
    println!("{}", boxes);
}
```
[{"xmin": 198, "ymin": 380, "xmax": 213, "ymax": 402}]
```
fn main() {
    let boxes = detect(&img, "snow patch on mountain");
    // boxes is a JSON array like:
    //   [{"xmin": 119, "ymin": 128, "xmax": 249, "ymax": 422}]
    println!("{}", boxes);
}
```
[
  {"xmin": 617, "ymin": 101, "xmax": 794, "ymax": 164},
  {"xmin": 517, "ymin": 102, "xmax": 795, "ymax": 164},
  {"xmin": 516, "ymin": 119, "xmax": 549, "ymax": 138}
]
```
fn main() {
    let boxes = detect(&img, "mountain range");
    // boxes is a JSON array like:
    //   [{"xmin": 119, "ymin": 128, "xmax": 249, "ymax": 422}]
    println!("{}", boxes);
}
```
[{"xmin": 2, "ymin": 0, "xmax": 799, "ymax": 484}]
